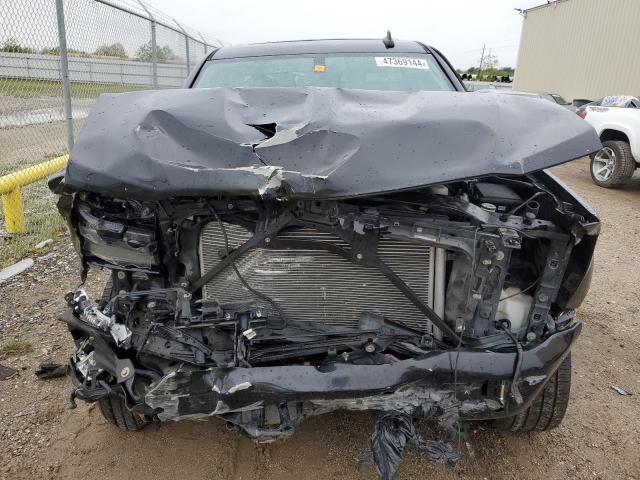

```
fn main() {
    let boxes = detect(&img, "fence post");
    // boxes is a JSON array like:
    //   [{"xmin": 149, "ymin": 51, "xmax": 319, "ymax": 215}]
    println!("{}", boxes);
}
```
[
  {"xmin": 137, "ymin": 1, "xmax": 158, "ymax": 88},
  {"xmin": 54, "ymin": 0, "xmax": 74, "ymax": 154},
  {"xmin": 150, "ymin": 20, "xmax": 158, "ymax": 88},
  {"xmin": 185, "ymin": 35, "xmax": 190, "ymax": 74}
]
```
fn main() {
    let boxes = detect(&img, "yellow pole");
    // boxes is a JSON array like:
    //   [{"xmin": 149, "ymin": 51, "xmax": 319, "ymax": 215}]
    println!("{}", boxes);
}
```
[
  {"xmin": 2, "ymin": 187, "xmax": 25, "ymax": 233},
  {"xmin": 0, "ymin": 155, "xmax": 68, "ymax": 234}
]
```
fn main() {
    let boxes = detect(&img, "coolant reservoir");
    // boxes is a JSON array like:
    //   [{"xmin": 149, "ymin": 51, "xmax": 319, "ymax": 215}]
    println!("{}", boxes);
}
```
[{"xmin": 495, "ymin": 287, "xmax": 533, "ymax": 331}]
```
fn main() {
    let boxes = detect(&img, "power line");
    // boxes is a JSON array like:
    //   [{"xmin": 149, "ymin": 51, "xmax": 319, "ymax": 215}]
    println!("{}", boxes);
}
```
[{"xmin": 448, "ymin": 43, "xmax": 518, "ymax": 54}]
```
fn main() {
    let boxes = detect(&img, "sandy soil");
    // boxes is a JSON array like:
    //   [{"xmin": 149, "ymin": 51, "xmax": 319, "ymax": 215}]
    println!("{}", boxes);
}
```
[{"xmin": 0, "ymin": 158, "xmax": 638, "ymax": 480}]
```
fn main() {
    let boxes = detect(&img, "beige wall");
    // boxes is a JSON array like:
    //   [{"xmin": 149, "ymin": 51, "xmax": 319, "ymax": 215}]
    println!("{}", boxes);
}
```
[{"xmin": 513, "ymin": 0, "xmax": 640, "ymax": 102}]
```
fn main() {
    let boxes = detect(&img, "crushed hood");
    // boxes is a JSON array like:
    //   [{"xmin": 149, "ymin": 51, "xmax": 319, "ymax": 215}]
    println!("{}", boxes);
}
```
[{"xmin": 63, "ymin": 87, "xmax": 601, "ymax": 199}]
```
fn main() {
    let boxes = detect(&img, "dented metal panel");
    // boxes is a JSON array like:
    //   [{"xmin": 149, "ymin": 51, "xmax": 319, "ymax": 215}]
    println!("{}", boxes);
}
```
[
  {"xmin": 143, "ymin": 321, "xmax": 580, "ymax": 422},
  {"xmin": 61, "ymin": 87, "xmax": 601, "ymax": 200}
]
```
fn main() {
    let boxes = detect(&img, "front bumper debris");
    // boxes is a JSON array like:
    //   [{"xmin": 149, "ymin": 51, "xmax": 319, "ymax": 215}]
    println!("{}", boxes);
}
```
[
  {"xmin": 62, "ymin": 303, "xmax": 580, "ymax": 429},
  {"xmin": 144, "ymin": 322, "xmax": 580, "ymax": 421}
]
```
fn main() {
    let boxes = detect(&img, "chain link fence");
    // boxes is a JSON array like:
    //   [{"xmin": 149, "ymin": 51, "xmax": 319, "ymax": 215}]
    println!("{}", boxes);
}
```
[{"xmin": 0, "ymin": 0, "xmax": 219, "ymax": 266}]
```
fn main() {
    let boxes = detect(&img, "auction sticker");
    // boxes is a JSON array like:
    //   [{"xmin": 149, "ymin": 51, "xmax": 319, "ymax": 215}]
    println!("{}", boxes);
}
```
[{"xmin": 375, "ymin": 57, "xmax": 429, "ymax": 69}]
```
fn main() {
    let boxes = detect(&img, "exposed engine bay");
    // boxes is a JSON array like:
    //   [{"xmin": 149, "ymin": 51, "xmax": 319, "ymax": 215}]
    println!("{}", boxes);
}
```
[{"xmin": 56, "ymin": 169, "xmax": 597, "ymax": 440}]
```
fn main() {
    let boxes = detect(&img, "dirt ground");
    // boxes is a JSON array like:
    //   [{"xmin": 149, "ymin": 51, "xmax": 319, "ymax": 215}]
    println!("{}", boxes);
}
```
[{"xmin": 0, "ymin": 158, "xmax": 638, "ymax": 480}]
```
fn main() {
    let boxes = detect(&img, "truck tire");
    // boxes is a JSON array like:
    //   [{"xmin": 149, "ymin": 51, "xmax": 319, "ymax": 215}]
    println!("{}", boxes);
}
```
[
  {"xmin": 590, "ymin": 140, "xmax": 636, "ymax": 187},
  {"xmin": 494, "ymin": 354, "xmax": 572, "ymax": 432},
  {"xmin": 98, "ymin": 394, "xmax": 149, "ymax": 431}
]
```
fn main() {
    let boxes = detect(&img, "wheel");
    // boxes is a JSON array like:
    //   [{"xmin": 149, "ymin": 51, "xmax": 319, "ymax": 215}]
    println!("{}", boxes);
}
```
[
  {"xmin": 590, "ymin": 140, "xmax": 636, "ymax": 187},
  {"xmin": 494, "ymin": 354, "xmax": 572, "ymax": 432},
  {"xmin": 98, "ymin": 394, "xmax": 150, "ymax": 431}
]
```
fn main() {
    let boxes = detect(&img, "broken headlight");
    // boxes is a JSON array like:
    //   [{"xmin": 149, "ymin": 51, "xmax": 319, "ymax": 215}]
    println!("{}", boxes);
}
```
[{"xmin": 76, "ymin": 200, "xmax": 158, "ymax": 270}]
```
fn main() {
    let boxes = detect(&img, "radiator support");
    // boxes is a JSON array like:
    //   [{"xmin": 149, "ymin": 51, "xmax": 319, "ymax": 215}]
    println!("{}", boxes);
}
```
[{"xmin": 199, "ymin": 223, "xmax": 445, "ymax": 334}]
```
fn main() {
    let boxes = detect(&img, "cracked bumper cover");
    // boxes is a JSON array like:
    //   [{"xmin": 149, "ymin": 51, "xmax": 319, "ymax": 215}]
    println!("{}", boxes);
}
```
[{"xmin": 63, "ymin": 307, "xmax": 581, "ymax": 421}]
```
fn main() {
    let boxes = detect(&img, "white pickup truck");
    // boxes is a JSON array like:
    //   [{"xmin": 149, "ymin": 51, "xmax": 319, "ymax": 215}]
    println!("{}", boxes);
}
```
[{"xmin": 579, "ymin": 95, "xmax": 640, "ymax": 187}]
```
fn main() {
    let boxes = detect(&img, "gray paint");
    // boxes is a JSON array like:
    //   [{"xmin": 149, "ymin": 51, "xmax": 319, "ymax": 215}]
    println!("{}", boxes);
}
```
[{"xmin": 62, "ymin": 86, "xmax": 601, "ymax": 199}]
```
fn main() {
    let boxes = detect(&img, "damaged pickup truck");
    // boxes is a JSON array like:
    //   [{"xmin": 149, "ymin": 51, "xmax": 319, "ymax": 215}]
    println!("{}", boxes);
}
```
[{"xmin": 50, "ymin": 38, "xmax": 601, "ymax": 475}]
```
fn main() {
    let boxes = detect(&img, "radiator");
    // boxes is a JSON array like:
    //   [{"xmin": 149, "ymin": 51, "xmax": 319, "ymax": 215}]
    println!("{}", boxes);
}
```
[{"xmin": 199, "ymin": 222, "xmax": 441, "ymax": 333}]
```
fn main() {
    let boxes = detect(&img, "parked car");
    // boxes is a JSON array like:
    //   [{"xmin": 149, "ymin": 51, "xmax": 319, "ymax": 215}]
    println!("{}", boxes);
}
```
[
  {"xmin": 576, "ymin": 95, "xmax": 640, "ymax": 117},
  {"xmin": 49, "ymin": 37, "xmax": 600, "ymax": 476},
  {"xmin": 476, "ymin": 89, "xmax": 576, "ymax": 111},
  {"xmin": 577, "ymin": 95, "xmax": 640, "ymax": 187},
  {"xmin": 572, "ymin": 98, "xmax": 593, "ymax": 108}
]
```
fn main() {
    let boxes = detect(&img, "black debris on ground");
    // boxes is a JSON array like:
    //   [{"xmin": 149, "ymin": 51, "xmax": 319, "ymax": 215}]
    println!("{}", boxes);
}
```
[
  {"xmin": 0, "ymin": 363, "xmax": 17, "ymax": 380},
  {"xmin": 35, "ymin": 362, "xmax": 66, "ymax": 380},
  {"xmin": 360, "ymin": 411, "xmax": 459, "ymax": 480}
]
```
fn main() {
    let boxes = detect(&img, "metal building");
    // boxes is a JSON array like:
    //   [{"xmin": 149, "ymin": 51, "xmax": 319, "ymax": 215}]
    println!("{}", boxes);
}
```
[{"xmin": 513, "ymin": 0, "xmax": 640, "ymax": 102}]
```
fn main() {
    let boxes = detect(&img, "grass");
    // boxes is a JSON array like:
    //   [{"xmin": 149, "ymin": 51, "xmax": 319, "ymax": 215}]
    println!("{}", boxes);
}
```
[
  {"xmin": 0, "ymin": 77, "xmax": 147, "ymax": 98},
  {"xmin": 1, "ymin": 157, "xmax": 67, "ymax": 268},
  {"xmin": 0, "ymin": 157, "xmax": 61, "ymax": 176},
  {"xmin": 0, "ymin": 339, "xmax": 33, "ymax": 357}
]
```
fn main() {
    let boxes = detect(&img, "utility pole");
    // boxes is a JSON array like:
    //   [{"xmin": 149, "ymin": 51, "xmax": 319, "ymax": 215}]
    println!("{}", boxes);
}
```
[{"xmin": 477, "ymin": 44, "xmax": 486, "ymax": 81}]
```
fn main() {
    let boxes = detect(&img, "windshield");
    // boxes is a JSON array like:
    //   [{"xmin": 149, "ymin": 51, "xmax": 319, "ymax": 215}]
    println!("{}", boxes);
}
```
[
  {"xmin": 549, "ymin": 93, "xmax": 569, "ymax": 105},
  {"xmin": 600, "ymin": 95, "xmax": 640, "ymax": 108},
  {"xmin": 194, "ymin": 54, "xmax": 454, "ymax": 92}
]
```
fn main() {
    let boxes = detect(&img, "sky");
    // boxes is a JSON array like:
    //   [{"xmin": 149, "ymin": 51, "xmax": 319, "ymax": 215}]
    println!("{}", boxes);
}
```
[{"xmin": 146, "ymin": 0, "xmax": 546, "ymax": 70}]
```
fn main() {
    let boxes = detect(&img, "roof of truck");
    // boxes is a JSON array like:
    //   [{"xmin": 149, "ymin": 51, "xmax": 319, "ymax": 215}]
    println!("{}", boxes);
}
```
[{"xmin": 211, "ymin": 39, "xmax": 430, "ymax": 59}]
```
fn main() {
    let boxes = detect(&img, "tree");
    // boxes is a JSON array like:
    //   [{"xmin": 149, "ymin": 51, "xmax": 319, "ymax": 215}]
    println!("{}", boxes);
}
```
[
  {"xmin": 0, "ymin": 38, "xmax": 33, "ymax": 53},
  {"xmin": 483, "ymin": 53, "xmax": 499, "ymax": 72},
  {"xmin": 93, "ymin": 42, "xmax": 127, "ymax": 58},
  {"xmin": 477, "ymin": 52, "xmax": 499, "ymax": 81},
  {"xmin": 41, "ymin": 46, "xmax": 88, "ymax": 56},
  {"xmin": 41, "ymin": 47, "xmax": 60, "ymax": 55},
  {"xmin": 134, "ymin": 41, "xmax": 176, "ymax": 63},
  {"xmin": 160, "ymin": 46, "xmax": 178, "ymax": 62},
  {"xmin": 501, "ymin": 66, "xmax": 515, "ymax": 77}
]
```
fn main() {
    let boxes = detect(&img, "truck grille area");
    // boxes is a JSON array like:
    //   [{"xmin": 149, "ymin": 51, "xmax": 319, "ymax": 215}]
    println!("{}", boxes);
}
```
[{"xmin": 199, "ymin": 223, "xmax": 436, "ymax": 333}]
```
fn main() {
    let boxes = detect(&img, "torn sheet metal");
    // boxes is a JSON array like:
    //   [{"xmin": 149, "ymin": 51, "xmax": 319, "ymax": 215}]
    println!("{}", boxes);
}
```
[
  {"xmin": 143, "ymin": 322, "xmax": 580, "ymax": 422},
  {"xmin": 61, "ymin": 87, "xmax": 600, "ymax": 200}
]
